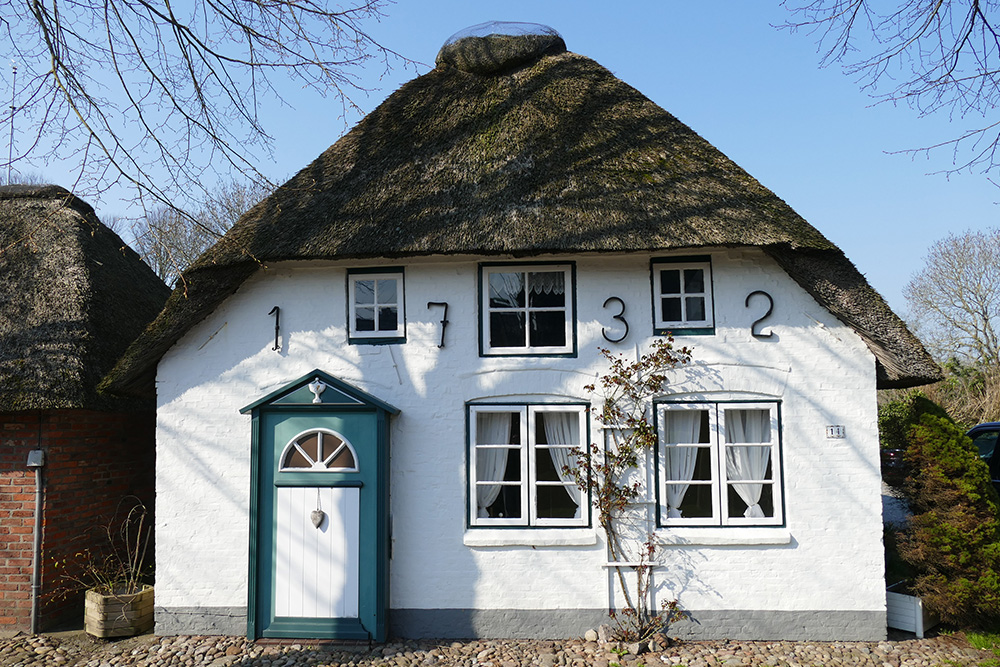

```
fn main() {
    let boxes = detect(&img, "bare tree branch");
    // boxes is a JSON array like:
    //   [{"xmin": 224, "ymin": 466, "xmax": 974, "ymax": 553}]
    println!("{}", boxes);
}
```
[
  {"xmin": 780, "ymin": 1, "xmax": 1000, "ymax": 173},
  {"xmin": 132, "ymin": 178, "xmax": 272, "ymax": 284},
  {"xmin": 0, "ymin": 0, "xmax": 410, "ymax": 221}
]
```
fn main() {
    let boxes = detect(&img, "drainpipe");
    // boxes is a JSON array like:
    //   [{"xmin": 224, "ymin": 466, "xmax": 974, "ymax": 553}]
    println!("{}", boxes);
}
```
[{"xmin": 26, "ymin": 449, "xmax": 45, "ymax": 635}]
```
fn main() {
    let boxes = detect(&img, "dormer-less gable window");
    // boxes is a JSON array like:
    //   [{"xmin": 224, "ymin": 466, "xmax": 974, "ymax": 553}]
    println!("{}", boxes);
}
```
[
  {"xmin": 651, "ymin": 256, "xmax": 714, "ymax": 335},
  {"xmin": 348, "ymin": 268, "xmax": 405, "ymax": 343},
  {"xmin": 480, "ymin": 263, "xmax": 576, "ymax": 356}
]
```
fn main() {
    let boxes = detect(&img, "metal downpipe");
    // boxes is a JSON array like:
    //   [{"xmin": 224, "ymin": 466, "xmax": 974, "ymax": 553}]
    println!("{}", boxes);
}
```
[{"xmin": 27, "ymin": 449, "xmax": 45, "ymax": 635}]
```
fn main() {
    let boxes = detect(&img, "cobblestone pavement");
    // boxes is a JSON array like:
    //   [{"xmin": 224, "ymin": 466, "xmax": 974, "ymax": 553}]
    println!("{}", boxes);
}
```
[{"xmin": 0, "ymin": 632, "xmax": 996, "ymax": 667}]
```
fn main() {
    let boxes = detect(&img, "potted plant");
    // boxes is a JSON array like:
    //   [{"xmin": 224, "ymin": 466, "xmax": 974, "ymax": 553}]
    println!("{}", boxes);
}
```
[{"xmin": 55, "ymin": 497, "xmax": 153, "ymax": 638}]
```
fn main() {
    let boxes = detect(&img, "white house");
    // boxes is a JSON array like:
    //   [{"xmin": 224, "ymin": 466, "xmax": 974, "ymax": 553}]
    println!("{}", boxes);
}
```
[{"xmin": 104, "ymin": 23, "xmax": 940, "ymax": 643}]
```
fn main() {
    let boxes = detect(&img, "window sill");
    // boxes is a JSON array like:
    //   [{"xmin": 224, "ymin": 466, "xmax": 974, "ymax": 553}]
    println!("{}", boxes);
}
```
[
  {"xmin": 654, "ymin": 326, "xmax": 714, "ymax": 336},
  {"xmin": 480, "ymin": 350, "xmax": 578, "ymax": 358},
  {"xmin": 655, "ymin": 527, "xmax": 791, "ymax": 546},
  {"xmin": 348, "ymin": 335, "xmax": 406, "ymax": 345},
  {"xmin": 464, "ymin": 528, "xmax": 597, "ymax": 548}
]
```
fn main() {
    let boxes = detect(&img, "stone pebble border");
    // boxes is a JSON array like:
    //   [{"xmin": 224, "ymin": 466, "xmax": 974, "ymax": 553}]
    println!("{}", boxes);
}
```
[{"xmin": 0, "ymin": 633, "xmax": 995, "ymax": 667}]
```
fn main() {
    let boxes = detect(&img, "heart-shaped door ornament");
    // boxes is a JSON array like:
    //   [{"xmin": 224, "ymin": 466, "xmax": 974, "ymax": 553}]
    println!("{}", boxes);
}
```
[{"xmin": 310, "ymin": 509, "xmax": 325, "ymax": 528}]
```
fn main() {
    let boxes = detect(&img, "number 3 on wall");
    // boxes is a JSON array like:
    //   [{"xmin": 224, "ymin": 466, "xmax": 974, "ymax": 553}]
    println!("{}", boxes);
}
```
[
  {"xmin": 745, "ymin": 290, "xmax": 774, "ymax": 339},
  {"xmin": 602, "ymin": 296, "xmax": 629, "ymax": 343}
]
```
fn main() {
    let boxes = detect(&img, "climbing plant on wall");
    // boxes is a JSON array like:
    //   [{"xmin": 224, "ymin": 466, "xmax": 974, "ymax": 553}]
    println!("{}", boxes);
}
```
[{"xmin": 572, "ymin": 337, "xmax": 692, "ymax": 641}]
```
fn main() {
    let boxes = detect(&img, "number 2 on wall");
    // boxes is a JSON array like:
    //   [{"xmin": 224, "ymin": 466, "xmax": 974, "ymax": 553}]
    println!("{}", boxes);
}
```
[{"xmin": 745, "ymin": 290, "xmax": 774, "ymax": 339}]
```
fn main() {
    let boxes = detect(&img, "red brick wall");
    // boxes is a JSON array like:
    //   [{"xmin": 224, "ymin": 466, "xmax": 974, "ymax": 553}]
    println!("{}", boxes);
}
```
[
  {"xmin": 0, "ymin": 409, "xmax": 155, "ymax": 632},
  {"xmin": 0, "ymin": 414, "xmax": 35, "ymax": 632}
]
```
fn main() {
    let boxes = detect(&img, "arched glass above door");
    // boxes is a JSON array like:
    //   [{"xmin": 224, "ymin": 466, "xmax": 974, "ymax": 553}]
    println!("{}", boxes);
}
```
[{"xmin": 280, "ymin": 429, "xmax": 358, "ymax": 472}]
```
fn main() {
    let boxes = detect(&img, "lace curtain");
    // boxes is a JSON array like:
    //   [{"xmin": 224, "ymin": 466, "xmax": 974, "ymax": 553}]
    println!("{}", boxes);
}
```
[
  {"xmin": 489, "ymin": 271, "xmax": 565, "ymax": 308},
  {"xmin": 528, "ymin": 271, "xmax": 564, "ymax": 296}
]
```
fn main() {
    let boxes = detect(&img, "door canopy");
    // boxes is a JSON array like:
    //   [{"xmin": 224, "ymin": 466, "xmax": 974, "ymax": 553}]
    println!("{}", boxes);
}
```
[{"xmin": 241, "ymin": 369, "xmax": 400, "ymax": 416}]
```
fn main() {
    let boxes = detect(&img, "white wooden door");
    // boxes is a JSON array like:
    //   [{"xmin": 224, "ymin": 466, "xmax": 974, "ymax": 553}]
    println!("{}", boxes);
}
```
[{"xmin": 274, "ymin": 486, "xmax": 360, "ymax": 618}]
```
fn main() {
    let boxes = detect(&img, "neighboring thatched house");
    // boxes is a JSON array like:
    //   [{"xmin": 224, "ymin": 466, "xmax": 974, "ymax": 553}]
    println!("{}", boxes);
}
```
[
  {"xmin": 0, "ymin": 185, "xmax": 169, "ymax": 632},
  {"xmin": 104, "ymin": 23, "xmax": 939, "ymax": 642}
]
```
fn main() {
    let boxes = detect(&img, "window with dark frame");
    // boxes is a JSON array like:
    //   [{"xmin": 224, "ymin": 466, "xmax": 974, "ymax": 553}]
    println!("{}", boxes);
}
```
[
  {"xmin": 651, "ymin": 257, "xmax": 714, "ymax": 334},
  {"xmin": 481, "ymin": 264, "xmax": 575, "ymax": 355},
  {"xmin": 469, "ymin": 404, "xmax": 587, "ymax": 527},
  {"xmin": 348, "ymin": 269, "xmax": 405, "ymax": 342},
  {"xmin": 657, "ymin": 401, "xmax": 782, "ymax": 527}
]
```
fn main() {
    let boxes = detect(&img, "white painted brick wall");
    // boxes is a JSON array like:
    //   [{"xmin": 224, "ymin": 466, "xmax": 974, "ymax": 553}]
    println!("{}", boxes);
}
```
[{"xmin": 155, "ymin": 249, "xmax": 883, "ymax": 618}]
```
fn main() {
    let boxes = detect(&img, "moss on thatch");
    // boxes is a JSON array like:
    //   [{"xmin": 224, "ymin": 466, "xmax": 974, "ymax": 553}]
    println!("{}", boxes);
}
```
[
  {"xmin": 0, "ymin": 185, "xmax": 170, "ymax": 410},
  {"xmin": 102, "ymin": 40, "xmax": 940, "ymax": 394}
]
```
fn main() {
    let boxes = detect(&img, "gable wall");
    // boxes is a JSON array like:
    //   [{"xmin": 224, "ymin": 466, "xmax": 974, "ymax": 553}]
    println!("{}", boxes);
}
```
[{"xmin": 154, "ymin": 248, "xmax": 884, "ymax": 640}]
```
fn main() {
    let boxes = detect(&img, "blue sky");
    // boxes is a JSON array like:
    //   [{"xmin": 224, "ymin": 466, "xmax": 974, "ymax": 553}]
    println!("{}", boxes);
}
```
[{"xmin": 32, "ymin": 2, "xmax": 1000, "ymax": 315}]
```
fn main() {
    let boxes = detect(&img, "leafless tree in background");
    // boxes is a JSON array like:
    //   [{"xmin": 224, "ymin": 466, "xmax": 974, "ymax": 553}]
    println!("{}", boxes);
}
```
[
  {"xmin": 905, "ymin": 229, "xmax": 1000, "ymax": 367},
  {"xmin": 781, "ymin": 1, "xmax": 1000, "ymax": 173},
  {"xmin": 0, "ymin": 170, "xmax": 47, "ymax": 186},
  {"xmin": 0, "ymin": 0, "xmax": 406, "ymax": 216},
  {"xmin": 133, "ymin": 179, "xmax": 272, "ymax": 284}
]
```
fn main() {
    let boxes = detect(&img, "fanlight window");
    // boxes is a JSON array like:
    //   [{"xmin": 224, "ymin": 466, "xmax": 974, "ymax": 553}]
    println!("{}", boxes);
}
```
[{"xmin": 280, "ymin": 429, "xmax": 358, "ymax": 472}]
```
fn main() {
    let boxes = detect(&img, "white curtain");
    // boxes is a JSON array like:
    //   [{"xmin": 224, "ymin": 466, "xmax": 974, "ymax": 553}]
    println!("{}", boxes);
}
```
[
  {"xmin": 724, "ymin": 409, "xmax": 771, "ymax": 519},
  {"xmin": 541, "ymin": 411, "xmax": 581, "ymax": 517},
  {"xmin": 663, "ymin": 410, "xmax": 701, "ymax": 518},
  {"xmin": 476, "ymin": 413, "xmax": 512, "ymax": 518}
]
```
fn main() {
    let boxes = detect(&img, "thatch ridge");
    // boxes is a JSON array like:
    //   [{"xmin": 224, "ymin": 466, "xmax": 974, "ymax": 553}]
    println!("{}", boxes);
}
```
[
  {"xmin": 0, "ymin": 185, "xmax": 170, "ymax": 410},
  {"xmin": 436, "ymin": 33, "xmax": 567, "ymax": 75},
  {"xmin": 102, "ymin": 47, "xmax": 938, "ymax": 394}
]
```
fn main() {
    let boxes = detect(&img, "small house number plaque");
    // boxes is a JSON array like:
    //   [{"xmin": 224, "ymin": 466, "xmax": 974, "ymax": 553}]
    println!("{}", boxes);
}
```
[{"xmin": 826, "ymin": 425, "xmax": 846, "ymax": 439}]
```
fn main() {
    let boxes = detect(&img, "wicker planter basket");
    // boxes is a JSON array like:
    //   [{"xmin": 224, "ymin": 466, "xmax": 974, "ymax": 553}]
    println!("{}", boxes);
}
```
[{"xmin": 84, "ymin": 585, "xmax": 153, "ymax": 638}]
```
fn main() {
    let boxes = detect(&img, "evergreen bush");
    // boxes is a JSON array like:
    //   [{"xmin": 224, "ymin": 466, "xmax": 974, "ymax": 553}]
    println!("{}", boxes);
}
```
[
  {"xmin": 878, "ymin": 392, "xmax": 950, "ymax": 452},
  {"xmin": 900, "ymin": 414, "xmax": 1000, "ymax": 627},
  {"xmin": 878, "ymin": 392, "xmax": 951, "ymax": 489}
]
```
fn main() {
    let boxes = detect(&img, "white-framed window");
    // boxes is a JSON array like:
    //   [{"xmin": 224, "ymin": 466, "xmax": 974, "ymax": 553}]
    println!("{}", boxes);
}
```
[
  {"xmin": 348, "ymin": 269, "xmax": 405, "ymax": 342},
  {"xmin": 480, "ymin": 264, "xmax": 575, "ymax": 356},
  {"xmin": 651, "ymin": 257, "xmax": 714, "ymax": 334},
  {"xmin": 469, "ymin": 404, "xmax": 588, "ymax": 527},
  {"xmin": 657, "ymin": 401, "xmax": 782, "ymax": 526}
]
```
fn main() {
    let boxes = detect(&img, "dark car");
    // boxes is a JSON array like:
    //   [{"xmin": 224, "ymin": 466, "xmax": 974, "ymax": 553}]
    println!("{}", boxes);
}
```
[
  {"xmin": 880, "ymin": 447, "xmax": 907, "ymax": 487},
  {"xmin": 881, "ymin": 423, "xmax": 1000, "ymax": 492},
  {"xmin": 967, "ymin": 422, "xmax": 1000, "ymax": 493}
]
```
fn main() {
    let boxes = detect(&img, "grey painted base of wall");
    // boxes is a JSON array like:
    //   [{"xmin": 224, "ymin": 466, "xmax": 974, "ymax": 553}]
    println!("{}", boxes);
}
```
[
  {"xmin": 671, "ymin": 609, "xmax": 887, "ymax": 642},
  {"xmin": 390, "ymin": 609, "xmax": 888, "ymax": 642},
  {"xmin": 156, "ymin": 606, "xmax": 246, "ymax": 636},
  {"xmin": 390, "ymin": 609, "xmax": 610, "ymax": 640},
  {"xmin": 155, "ymin": 606, "xmax": 887, "ymax": 642}
]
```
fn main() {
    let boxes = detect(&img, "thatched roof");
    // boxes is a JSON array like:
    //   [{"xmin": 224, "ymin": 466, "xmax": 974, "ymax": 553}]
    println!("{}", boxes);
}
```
[
  {"xmin": 103, "ymin": 28, "xmax": 940, "ymax": 394},
  {"xmin": 0, "ymin": 185, "xmax": 170, "ymax": 410}
]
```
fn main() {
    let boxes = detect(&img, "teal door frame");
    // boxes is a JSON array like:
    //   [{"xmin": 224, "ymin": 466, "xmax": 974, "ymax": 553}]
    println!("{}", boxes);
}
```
[{"xmin": 242, "ymin": 370, "xmax": 398, "ymax": 642}]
